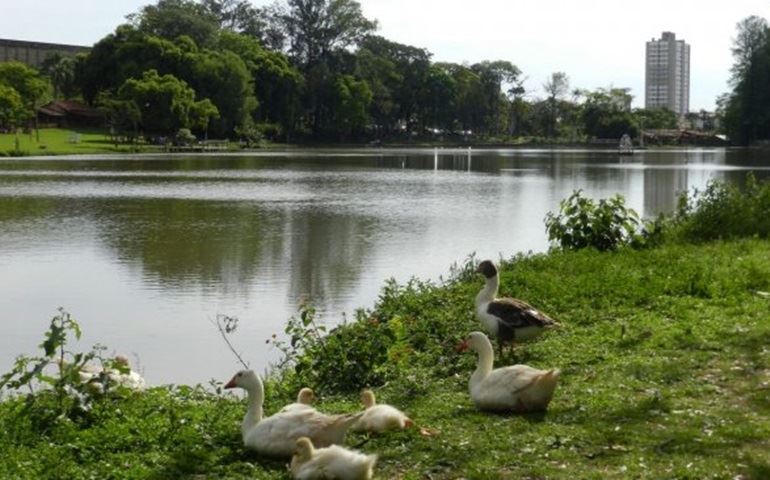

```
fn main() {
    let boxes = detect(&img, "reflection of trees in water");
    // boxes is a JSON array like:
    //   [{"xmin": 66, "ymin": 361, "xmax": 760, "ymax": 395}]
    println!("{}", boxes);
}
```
[
  {"xmin": 92, "ymin": 198, "xmax": 372, "ymax": 314},
  {"xmin": 281, "ymin": 208, "xmax": 373, "ymax": 314},
  {"xmin": 97, "ymin": 199, "xmax": 274, "ymax": 297}
]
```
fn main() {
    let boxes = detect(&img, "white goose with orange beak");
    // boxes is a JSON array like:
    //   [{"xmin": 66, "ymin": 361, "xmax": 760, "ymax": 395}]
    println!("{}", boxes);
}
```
[{"xmin": 224, "ymin": 370, "xmax": 362, "ymax": 458}]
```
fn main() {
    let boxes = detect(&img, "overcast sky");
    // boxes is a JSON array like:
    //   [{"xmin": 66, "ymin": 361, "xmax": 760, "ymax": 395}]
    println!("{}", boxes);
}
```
[{"xmin": 1, "ymin": 0, "xmax": 768, "ymax": 110}]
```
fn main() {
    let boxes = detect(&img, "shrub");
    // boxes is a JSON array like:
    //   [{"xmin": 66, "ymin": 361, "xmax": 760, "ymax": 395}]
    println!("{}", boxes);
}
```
[
  {"xmin": 0, "ymin": 309, "xmax": 131, "ymax": 428},
  {"xmin": 544, "ymin": 190, "xmax": 655, "ymax": 251},
  {"xmin": 673, "ymin": 175, "xmax": 770, "ymax": 241},
  {"xmin": 174, "ymin": 128, "xmax": 196, "ymax": 146}
]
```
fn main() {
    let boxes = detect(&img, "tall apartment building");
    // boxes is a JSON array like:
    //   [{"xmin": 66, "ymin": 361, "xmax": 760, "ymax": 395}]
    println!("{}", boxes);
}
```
[{"xmin": 645, "ymin": 32, "xmax": 690, "ymax": 116}]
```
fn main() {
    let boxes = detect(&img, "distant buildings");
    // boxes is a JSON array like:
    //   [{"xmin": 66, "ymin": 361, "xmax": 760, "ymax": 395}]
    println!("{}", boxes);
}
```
[
  {"xmin": 0, "ymin": 38, "xmax": 89, "ymax": 68},
  {"xmin": 645, "ymin": 32, "xmax": 690, "ymax": 116}
]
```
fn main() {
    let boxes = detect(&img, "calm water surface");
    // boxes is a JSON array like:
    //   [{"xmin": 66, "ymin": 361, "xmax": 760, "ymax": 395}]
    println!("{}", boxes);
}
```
[{"xmin": 1, "ymin": 148, "xmax": 769, "ymax": 385}]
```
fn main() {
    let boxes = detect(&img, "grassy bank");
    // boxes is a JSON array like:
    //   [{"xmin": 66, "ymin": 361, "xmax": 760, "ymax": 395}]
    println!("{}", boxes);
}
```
[
  {"xmin": 0, "ymin": 128, "xmax": 154, "ymax": 156},
  {"xmin": 1, "ymin": 237, "xmax": 768, "ymax": 479}
]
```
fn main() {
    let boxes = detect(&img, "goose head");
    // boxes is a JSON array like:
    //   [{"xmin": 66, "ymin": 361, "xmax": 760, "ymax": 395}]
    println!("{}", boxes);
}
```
[
  {"xmin": 297, "ymin": 387, "xmax": 315, "ymax": 404},
  {"xmin": 224, "ymin": 369, "xmax": 261, "ymax": 392},
  {"xmin": 361, "ymin": 389, "xmax": 376, "ymax": 408},
  {"xmin": 457, "ymin": 331, "xmax": 493, "ymax": 354},
  {"xmin": 475, "ymin": 260, "xmax": 498, "ymax": 279}
]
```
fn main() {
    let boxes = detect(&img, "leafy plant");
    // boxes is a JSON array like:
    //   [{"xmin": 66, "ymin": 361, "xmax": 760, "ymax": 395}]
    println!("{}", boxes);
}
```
[
  {"xmin": 545, "ymin": 190, "xmax": 653, "ymax": 251},
  {"xmin": 673, "ymin": 175, "xmax": 770, "ymax": 241},
  {"xmin": 0, "ymin": 308, "xmax": 128, "ymax": 424}
]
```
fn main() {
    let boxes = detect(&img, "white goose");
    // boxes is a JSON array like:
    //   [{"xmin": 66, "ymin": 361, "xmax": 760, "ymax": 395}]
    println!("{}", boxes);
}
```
[
  {"xmin": 78, "ymin": 355, "xmax": 146, "ymax": 391},
  {"xmin": 459, "ymin": 331, "xmax": 560, "ymax": 412},
  {"xmin": 290, "ymin": 437, "xmax": 377, "ymax": 480},
  {"xmin": 224, "ymin": 370, "xmax": 361, "ymax": 458},
  {"xmin": 352, "ymin": 389, "xmax": 413, "ymax": 433},
  {"xmin": 280, "ymin": 387, "xmax": 316, "ymax": 413}
]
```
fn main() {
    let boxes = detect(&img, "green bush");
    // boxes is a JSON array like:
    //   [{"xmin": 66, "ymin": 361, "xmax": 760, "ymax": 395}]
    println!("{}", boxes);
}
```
[
  {"xmin": 544, "ymin": 190, "xmax": 657, "ymax": 251},
  {"xmin": 673, "ymin": 175, "xmax": 770, "ymax": 241}
]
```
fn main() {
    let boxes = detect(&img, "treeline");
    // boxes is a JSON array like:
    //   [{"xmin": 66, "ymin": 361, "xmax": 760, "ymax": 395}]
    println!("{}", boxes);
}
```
[
  {"xmin": 2, "ymin": 0, "xmax": 687, "ymax": 143},
  {"xmin": 721, "ymin": 15, "xmax": 770, "ymax": 145}
]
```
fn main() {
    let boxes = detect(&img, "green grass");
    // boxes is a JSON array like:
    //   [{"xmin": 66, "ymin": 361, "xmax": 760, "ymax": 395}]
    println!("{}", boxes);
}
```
[
  {"xmin": 0, "ymin": 128, "xmax": 157, "ymax": 155},
  {"xmin": 1, "ymin": 239, "xmax": 769, "ymax": 479}
]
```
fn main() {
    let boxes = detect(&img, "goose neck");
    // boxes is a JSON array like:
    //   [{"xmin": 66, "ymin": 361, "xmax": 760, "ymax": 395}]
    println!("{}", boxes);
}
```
[
  {"xmin": 471, "ymin": 340, "xmax": 494, "ymax": 384},
  {"xmin": 242, "ymin": 383, "xmax": 264, "ymax": 436},
  {"xmin": 477, "ymin": 275, "xmax": 499, "ymax": 303}
]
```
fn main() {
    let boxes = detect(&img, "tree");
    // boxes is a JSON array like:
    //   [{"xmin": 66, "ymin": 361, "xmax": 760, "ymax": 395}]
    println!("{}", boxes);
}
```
[
  {"xmin": 282, "ymin": 0, "xmax": 377, "ymax": 68},
  {"xmin": 42, "ymin": 55, "xmax": 78, "ymax": 99},
  {"xmin": 723, "ymin": 15, "xmax": 770, "ymax": 144},
  {"xmin": 543, "ymin": 72, "xmax": 569, "ymax": 137},
  {"xmin": 217, "ymin": 31, "xmax": 302, "ymax": 132},
  {"xmin": 581, "ymin": 87, "xmax": 638, "ymax": 139},
  {"xmin": 329, "ymin": 74, "xmax": 371, "ymax": 139},
  {"xmin": 117, "ymin": 69, "xmax": 217, "ymax": 135},
  {"xmin": 471, "ymin": 61, "xmax": 521, "ymax": 135},
  {"xmin": 356, "ymin": 35, "xmax": 432, "ymax": 133},
  {"xmin": 0, "ymin": 84, "xmax": 26, "ymax": 129},
  {"xmin": 730, "ymin": 16, "xmax": 769, "ymax": 83},
  {"xmin": 129, "ymin": 0, "xmax": 220, "ymax": 47},
  {"xmin": 633, "ymin": 107, "xmax": 678, "ymax": 130},
  {"xmin": 0, "ymin": 62, "xmax": 50, "ymax": 128}
]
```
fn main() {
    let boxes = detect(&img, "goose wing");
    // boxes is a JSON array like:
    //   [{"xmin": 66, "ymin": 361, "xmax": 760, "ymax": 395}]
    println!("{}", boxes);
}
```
[{"xmin": 487, "ymin": 298, "xmax": 554, "ymax": 339}]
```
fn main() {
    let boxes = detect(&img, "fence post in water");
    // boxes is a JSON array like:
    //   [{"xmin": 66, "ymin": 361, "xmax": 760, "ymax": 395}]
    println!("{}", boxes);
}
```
[
  {"xmin": 434, "ymin": 147, "xmax": 438, "ymax": 170},
  {"xmin": 467, "ymin": 147, "xmax": 472, "ymax": 172}
]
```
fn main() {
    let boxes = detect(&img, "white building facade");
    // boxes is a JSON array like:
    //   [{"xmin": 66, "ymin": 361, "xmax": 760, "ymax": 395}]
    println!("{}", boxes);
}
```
[{"xmin": 645, "ymin": 32, "xmax": 690, "ymax": 116}]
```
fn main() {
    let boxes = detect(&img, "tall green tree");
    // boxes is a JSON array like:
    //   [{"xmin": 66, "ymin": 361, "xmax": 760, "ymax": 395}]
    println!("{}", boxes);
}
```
[
  {"xmin": 217, "ymin": 31, "xmax": 302, "ymax": 131},
  {"xmin": 471, "ymin": 60, "xmax": 521, "ymax": 134},
  {"xmin": 281, "ymin": 0, "xmax": 377, "ymax": 68},
  {"xmin": 117, "ymin": 69, "xmax": 218, "ymax": 135},
  {"xmin": 0, "ymin": 62, "xmax": 50, "ymax": 127},
  {"xmin": 129, "ymin": 0, "xmax": 219, "ymax": 47},
  {"xmin": 723, "ymin": 16, "xmax": 770, "ymax": 144},
  {"xmin": 581, "ymin": 87, "xmax": 638, "ymax": 139},
  {"xmin": 542, "ymin": 72, "xmax": 569, "ymax": 137},
  {"xmin": 0, "ymin": 84, "xmax": 26, "ymax": 129}
]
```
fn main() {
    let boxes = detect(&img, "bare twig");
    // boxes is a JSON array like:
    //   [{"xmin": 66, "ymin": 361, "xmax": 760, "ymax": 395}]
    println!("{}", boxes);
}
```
[{"xmin": 211, "ymin": 315, "xmax": 249, "ymax": 370}]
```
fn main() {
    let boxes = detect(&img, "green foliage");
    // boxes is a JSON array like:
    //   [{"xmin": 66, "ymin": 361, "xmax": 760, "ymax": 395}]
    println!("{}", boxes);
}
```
[
  {"xmin": 673, "ymin": 175, "xmax": 770, "ymax": 241},
  {"xmin": 271, "ymin": 304, "xmax": 393, "ymax": 393},
  {"xmin": 130, "ymin": 0, "xmax": 220, "ymax": 47},
  {"xmin": 722, "ymin": 15, "xmax": 770, "ymax": 144},
  {"xmin": 174, "ymin": 127, "xmax": 197, "ymax": 145},
  {"xmin": 544, "ymin": 190, "xmax": 653, "ymax": 251},
  {"xmin": 117, "ymin": 69, "xmax": 216, "ymax": 135},
  {"xmin": 0, "ymin": 83, "xmax": 25, "ymax": 129},
  {"xmin": 0, "ymin": 309, "xmax": 129, "ymax": 425},
  {"xmin": 581, "ymin": 87, "xmax": 638, "ymax": 139}
]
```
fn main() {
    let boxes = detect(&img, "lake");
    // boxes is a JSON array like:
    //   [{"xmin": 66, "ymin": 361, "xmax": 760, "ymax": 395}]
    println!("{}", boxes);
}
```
[{"xmin": 1, "ymin": 147, "xmax": 768, "ymax": 386}]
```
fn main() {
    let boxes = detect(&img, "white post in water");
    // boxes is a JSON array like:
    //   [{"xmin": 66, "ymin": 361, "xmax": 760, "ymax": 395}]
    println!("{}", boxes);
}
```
[
  {"xmin": 467, "ymin": 147, "xmax": 472, "ymax": 172},
  {"xmin": 434, "ymin": 147, "xmax": 438, "ymax": 170}
]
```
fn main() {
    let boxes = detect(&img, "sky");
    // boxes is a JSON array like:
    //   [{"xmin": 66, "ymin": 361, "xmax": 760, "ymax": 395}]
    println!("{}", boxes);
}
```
[{"xmin": 1, "ymin": 0, "xmax": 768, "ymax": 110}]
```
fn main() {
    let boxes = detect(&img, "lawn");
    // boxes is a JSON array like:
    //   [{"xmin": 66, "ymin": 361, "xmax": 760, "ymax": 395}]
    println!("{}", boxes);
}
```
[
  {"xmin": 1, "ymin": 238, "xmax": 768, "ymax": 479},
  {"xmin": 0, "ymin": 128, "xmax": 160, "ymax": 156}
]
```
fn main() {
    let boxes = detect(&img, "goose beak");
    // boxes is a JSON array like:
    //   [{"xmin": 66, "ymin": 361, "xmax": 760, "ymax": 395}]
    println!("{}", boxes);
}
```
[
  {"xmin": 456, "ymin": 339, "xmax": 469, "ymax": 352},
  {"xmin": 474, "ymin": 264, "xmax": 482, "ymax": 273},
  {"xmin": 224, "ymin": 376, "xmax": 237, "ymax": 389}
]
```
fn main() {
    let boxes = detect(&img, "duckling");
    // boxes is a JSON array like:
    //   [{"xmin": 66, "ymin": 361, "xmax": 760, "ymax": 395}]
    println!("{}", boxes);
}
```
[
  {"xmin": 280, "ymin": 387, "xmax": 316, "ymax": 413},
  {"xmin": 290, "ymin": 437, "xmax": 377, "ymax": 480},
  {"xmin": 352, "ymin": 389, "xmax": 413, "ymax": 433},
  {"xmin": 459, "ymin": 331, "xmax": 560, "ymax": 412}
]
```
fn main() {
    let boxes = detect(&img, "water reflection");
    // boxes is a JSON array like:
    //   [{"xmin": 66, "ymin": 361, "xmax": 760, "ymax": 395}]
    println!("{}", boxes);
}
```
[{"xmin": 1, "ymin": 148, "xmax": 769, "ymax": 385}]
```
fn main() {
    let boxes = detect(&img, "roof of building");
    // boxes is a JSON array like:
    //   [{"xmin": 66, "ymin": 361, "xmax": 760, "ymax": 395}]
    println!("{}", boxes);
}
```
[
  {"xmin": 38, "ymin": 100, "xmax": 102, "ymax": 118},
  {"xmin": 0, "ymin": 38, "xmax": 90, "ymax": 51}
]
